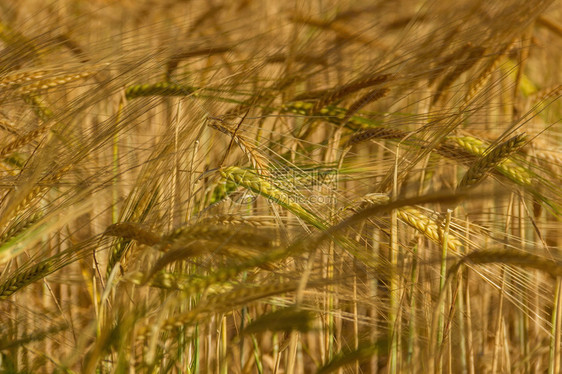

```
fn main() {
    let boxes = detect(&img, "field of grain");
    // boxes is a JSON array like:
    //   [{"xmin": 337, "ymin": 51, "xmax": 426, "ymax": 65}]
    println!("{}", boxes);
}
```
[{"xmin": 0, "ymin": 1, "xmax": 562, "ymax": 373}]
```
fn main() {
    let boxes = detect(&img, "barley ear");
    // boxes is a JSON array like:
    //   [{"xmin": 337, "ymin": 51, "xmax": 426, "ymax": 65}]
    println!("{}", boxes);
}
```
[
  {"xmin": 458, "ymin": 134, "xmax": 527, "ymax": 189},
  {"xmin": 0, "ymin": 260, "xmax": 53, "ymax": 299},
  {"xmin": 125, "ymin": 82, "xmax": 195, "ymax": 100},
  {"xmin": 220, "ymin": 166, "xmax": 327, "ymax": 229},
  {"xmin": 240, "ymin": 307, "xmax": 315, "ymax": 335},
  {"xmin": 448, "ymin": 249, "xmax": 562, "ymax": 279}
]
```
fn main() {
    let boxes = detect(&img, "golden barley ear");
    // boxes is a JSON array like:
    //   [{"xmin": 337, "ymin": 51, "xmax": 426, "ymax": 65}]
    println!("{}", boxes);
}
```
[
  {"xmin": 0, "ymin": 323, "xmax": 68, "ymax": 351},
  {"xmin": 462, "ymin": 40, "xmax": 515, "ymax": 105},
  {"xmin": 142, "ymin": 245, "xmax": 207, "ymax": 284},
  {"xmin": 349, "ymin": 193, "xmax": 463, "ymax": 253},
  {"xmin": 240, "ymin": 306, "xmax": 315, "ymax": 335},
  {"xmin": 205, "ymin": 281, "xmax": 308, "ymax": 310},
  {"xmin": 446, "ymin": 135, "xmax": 533, "ymax": 186},
  {"xmin": 15, "ymin": 70, "xmax": 97, "ymax": 95},
  {"xmin": 458, "ymin": 133, "xmax": 527, "ymax": 189},
  {"xmin": 396, "ymin": 207, "xmax": 463, "ymax": 253},
  {"xmin": 310, "ymin": 73, "xmax": 392, "ymax": 112},
  {"xmin": 103, "ymin": 222, "xmax": 161, "ymax": 246},
  {"xmin": 0, "ymin": 260, "xmax": 53, "ymax": 299},
  {"xmin": 345, "ymin": 127, "xmax": 408, "ymax": 147},
  {"xmin": 159, "ymin": 221, "xmax": 276, "ymax": 252},
  {"xmin": 316, "ymin": 341, "xmax": 387, "ymax": 374},
  {"xmin": 165, "ymin": 46, "xmax": 232, "ymax": 80},
  {"xmin": 448, "ymin": 249, "xmax": 562, "ymax": 279},
  {"xmin": 432, "ymin": 45, "xmax": 486, "ymax": 105},
  {"xmin": 0, "ymin": 70, "xmax": 49, "ymax": 87},
  {"xmin": 341, "ymin": 87, "xmax": 390, "ymax": 124},
  {"xmin": 0, "ymin": 117, "xmax": 52, "ymax": 159},
  {"xmin": 208, "ymin": 118, "xmax": 270, "ymax": 175},
  {"xmin": 0, "ymin": 244, "xmax": 81, "ymax": 299}
]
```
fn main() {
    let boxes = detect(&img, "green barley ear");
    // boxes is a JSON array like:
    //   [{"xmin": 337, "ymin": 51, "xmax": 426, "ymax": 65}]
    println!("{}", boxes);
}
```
[
  {"xmin": 220, "ymin": 166, "xmax": 327, "ymax": 229},
  {"xmin": 458, "ymin": 134, "xmax": 527, "ymax": 189},
  {"xmin": 125, "ymin": 81, "xmax": 195, "ymax": 100},
  {"xmin": 0, "ymin": 211, "xmax": 43, "ymax": 245},
  {"xmin": 281, "ymin": 100, "xmax": 383, "ymax": 130}
]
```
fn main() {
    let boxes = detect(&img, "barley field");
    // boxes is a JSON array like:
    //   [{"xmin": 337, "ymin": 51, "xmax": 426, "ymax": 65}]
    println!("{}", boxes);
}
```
[{"xmin": 0, "ymin": 0, "xmax": 561, "ymax": 373}]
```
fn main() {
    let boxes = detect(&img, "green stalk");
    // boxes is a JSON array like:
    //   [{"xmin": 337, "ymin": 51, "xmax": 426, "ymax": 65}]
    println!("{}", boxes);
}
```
[
  {"xmin": 190, "ymin": 324, "xmax": 199, "ymax": 374},
  {"xmin": 455, "ymin": 262, "xmax": 468, "ymax": 374},
  {"xmin": 250, "ymin": 333, "xmax": 264, "ymax": 374},
  {"xmin": 436, "ymin": 209, "xmax": 453, "ymax": 372}
]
